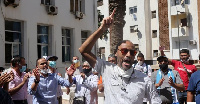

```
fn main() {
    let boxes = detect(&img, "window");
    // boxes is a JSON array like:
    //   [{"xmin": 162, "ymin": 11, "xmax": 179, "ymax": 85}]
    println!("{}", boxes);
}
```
[
  {"xmin": 153, "ymin": 50, "xmax": 158, "ymax": 57},
  {"xmin": 98, "ymin": 47, "xmax": 105, "ymax": 60},
  {"xmin": 181, "ymin": 18, "xmax": 187, "ymax": 27},
  {"xmin": 81, "ymin": 31, "xmax": 88, "ymax": 43},
  {"xmin": 134, "ymin": 44, "xmax": 139, "ymax": 51},
  {"xmin": 71, "ymin": 0, "xmax": 85, "ymax": 13},
  {"xmin": 130, "ymin": 6, "xmax": 137, "ymax": 21},
  {"xmin": 130, "ymin": 25, "xmax": 138, "ymax": 33},
  {"xmin": 176, "ymin": 40, "xmax": 188, "ymax": 49},
  {"xmin": 5, "ymin": 20, "xmax": 22, "ymax": 63},
  {"xmin": 70, "ymin": 0, "xmax": 74, "ymax": 12},
  {"xmin": 37, "ymin": 25, "xmax": 49, "ymax": 58},
  {"xmin": 152, "ymin": 30, "xmax": 157, "ymax": 38},
  {"xmin": 174, "ymin": 0, "xmax": 189, "ymax": 5},
  {"xmin": 62, "ymin": 29, "xmax": 71, "ymax": 62},
  {"xmin": 41, "ymin": 0, "xmax": 51, "ymax": 5},
  {"xmin": 129, "ymin": 6, "xmax": 137, "ymax": 14},
  {"xmin": 152, "ymin": 11, "xmax": 156, "ymax": 19}
]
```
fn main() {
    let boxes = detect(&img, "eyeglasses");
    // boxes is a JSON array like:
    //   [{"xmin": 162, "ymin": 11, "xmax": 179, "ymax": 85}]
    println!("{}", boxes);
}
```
[
  {"xmin": 82, "ymin": 65, "xmax": 90, "ymax": 67},
  {"xmin": 118, "ymin": 48, "xmax": 137, "ymax": 56}
]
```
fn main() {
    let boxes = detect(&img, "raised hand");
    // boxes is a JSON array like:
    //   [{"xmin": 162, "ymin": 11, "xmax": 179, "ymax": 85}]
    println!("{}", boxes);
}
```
[
  {"xmin": 158, "ymin": 78, "xmax": 165, "ymax": 87},
  {"xmin": 5, "ymin": 71, "xmax": 14, "ymax": 83},
  {"xmin": 159, "ymin": 46, "xmax": 165, "ymax": 51},
  {"xmin": 67, "ymin": 64, "xmax": 75, "ymax": 76},
  {"xmin": 33, "ymin": 68, "xmax": 40, "ymax": 81},
  {"xmin": 100, "ymin": 8, "xmax": 116, "ymax": 30},
  {"xmin": 80, "ymin": 73, "xmax": 86, "ymax": 79},
  {"xmin": 0, "ymin": 73, "xmax": 8, "ymax": 86},
  {"xmin": 168, "ymin": 77, "xmax": 175, "ymax": 87},
  {"xmin": 22, "ymin": 73, "xmax": 29, "ymax": 83}
]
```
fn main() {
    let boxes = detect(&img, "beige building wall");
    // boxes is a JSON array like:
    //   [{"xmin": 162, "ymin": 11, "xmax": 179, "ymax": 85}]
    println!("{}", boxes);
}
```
[{"xmin": 0, "ymin": 0, "xmax": 98, "ymax": 76}]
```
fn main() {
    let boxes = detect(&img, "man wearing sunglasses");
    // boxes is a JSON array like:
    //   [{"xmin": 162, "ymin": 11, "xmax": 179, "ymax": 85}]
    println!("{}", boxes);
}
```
[
  {"xmin": 151, "ymin": 56, "xmax": 184, "ymax": 104},
  {"xmin": 79, "ymin": 9, "xmax": 161, "ymax": 104},
  {"xmin": 159, "ymin": 46, "xmax": 197, "ymax": 104}
]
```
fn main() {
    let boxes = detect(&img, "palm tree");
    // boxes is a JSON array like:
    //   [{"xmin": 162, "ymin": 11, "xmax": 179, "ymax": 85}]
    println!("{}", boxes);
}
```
[{"xmin": 109, "ymin": 0, "xmax": 126, "ymax": 54}]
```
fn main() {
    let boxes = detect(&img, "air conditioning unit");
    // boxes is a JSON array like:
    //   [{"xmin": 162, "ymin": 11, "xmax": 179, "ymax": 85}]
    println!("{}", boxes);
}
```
[
  {"xmin": 4, "ymin": 0, "xmax": 19, "ymax": 7},
  {"xmin": 46, "ymin": 5, "xmax": 58, "ymax": 15},
  {"xmin": 133, "ymin": 25, "xmax": 138, "ymax": 32},
  {"xmin": 76, "ymin": 11, "xmax": 83, "ymax": 19},
  {"xmin": 189, "ymin": 40, "xmax": 196, "ymax": 45}
]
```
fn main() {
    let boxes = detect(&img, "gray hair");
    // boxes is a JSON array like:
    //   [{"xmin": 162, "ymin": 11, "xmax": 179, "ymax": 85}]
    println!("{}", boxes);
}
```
[
  {"xmin": 108, "ymin": 54, "xmax": 117, "ymax": 59},
  {"xmin": 83, "ymin": 61, "xmax": 91, "ymax": 68}
]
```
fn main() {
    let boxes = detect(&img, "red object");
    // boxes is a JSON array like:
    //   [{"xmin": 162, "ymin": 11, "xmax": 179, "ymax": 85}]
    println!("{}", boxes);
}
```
[{"xmin": 171, "ymin": 60, "xmax": 197, "ymax": 90}]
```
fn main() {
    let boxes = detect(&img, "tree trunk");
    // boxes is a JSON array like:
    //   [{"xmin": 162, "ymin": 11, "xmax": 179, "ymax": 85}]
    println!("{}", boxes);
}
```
[{"xmin": 109, "ymin": 0, "xmax": 126, "ymax": 54}]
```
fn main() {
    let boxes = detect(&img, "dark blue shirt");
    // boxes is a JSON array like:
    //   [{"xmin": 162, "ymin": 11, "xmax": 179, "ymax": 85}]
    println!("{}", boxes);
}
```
[{"xmin": 187, "ymin": 70, "xmax": 200, "ymax": 104}]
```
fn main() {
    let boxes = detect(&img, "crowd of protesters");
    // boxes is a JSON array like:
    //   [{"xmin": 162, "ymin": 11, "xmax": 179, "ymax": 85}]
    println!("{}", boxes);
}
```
[{"xmin": 1, "ymin": 9, "xmax": 200, "ymax": 104}]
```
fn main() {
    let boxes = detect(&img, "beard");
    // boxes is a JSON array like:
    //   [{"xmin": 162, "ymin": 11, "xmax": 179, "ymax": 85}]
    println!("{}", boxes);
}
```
[{"xmin": 118, "ymin": 57, "xmax": 133, "ymax": 71}]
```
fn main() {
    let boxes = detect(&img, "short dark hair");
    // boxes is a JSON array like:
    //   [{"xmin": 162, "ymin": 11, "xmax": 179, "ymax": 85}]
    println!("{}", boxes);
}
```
[
  {"xmin": 114, "ymin": 40, "xmax": 130, "ymax": 54},
  {"xmin": 108, "ymin": 54, "xmax": 117, "ymax": 59},
  {"xmin": 11, "ymin": 56, "xmax": 21, "ymax": 67},
  {"xmin": 0, "ymin": 67, "xmax": 5, "ymax": 71},
  {"xmin": 180, "ymin": 49, "xmax": 189, "ymax": 55},
  {"xmin": 137, "ymin": 53, "xmax": 144, "ymax": 58}
]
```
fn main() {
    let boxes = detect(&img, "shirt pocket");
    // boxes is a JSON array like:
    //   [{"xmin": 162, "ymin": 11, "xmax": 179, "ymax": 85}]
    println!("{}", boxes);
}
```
[{"xmin": 110, "ymin": 78, "xmax": 120, "ymax": 86}]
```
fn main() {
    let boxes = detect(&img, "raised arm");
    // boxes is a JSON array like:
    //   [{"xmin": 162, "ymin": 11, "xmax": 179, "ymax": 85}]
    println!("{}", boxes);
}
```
[
  {"xmin": 159, "ymin": 46, "xmax": 172, "ymax": 64},
  {"xmin": 79, "ymin": 9, "xmax": 115, "ymax": 68}
]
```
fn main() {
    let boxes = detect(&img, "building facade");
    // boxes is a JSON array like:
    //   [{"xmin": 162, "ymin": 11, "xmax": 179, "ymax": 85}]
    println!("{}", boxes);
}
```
[
  {"xmin": 0, "ymin": 0, "xmax": 98, "ymax": 75},
  {"xmin": 98, "ymin": 0, "xmax": 200, "ymax": 67},
  {"xmin": 168, "ymin": 0, "xmax": 199, "ymax": 60}
]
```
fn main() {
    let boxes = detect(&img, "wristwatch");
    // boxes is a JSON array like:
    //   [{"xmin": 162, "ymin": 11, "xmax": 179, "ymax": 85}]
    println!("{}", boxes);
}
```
[{"xmin": 34, "ymin": 79, "xmax": 40, "ymax": 83}]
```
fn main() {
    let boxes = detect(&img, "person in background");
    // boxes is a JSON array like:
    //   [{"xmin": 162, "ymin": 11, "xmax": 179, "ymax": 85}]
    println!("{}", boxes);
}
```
[
  {"xmin": 72, "ymin": 61, "xmax": 98, "ymax": 104},
  {"xmin": 66, "ymin": 56, "xmax": 81, "ymax": 95},
  {"xmin": 187, "ymin": 55, "xmax": 200, "ymax": 103},
  {"xmin": 0, "ymin": 71, "xmax": 14, "ymax": 104},
  {"xmin": 8, "ymin": 56, "xmax": 29, "ymax": 104},
  {"xmin": 28, "ymin": 58, "xmax": 75, "ymax": 104},
  {"xmin": 132, "ymin": 52, "xmax": 152, "ymax": 104},
  {"xmin": 98, "ymin": 54, "xmax": 117, "ymax": 92},
  {"xmin": 46, "ymin": 56, "xmax": 63, "ymax": 104},
  {"xmin": 160, "ymin": 46, "xmax": 197, "ymax": 104},
  {"xmin": 151, "ymin": 56, "xmax": 184, "ymax": 104},
  {"xmin": 107, "ymin": 54, "xmax": 117, "ymax": 64},
  {"xmin": 0, "ymin": 67, "xmax": 5, "ymax": 76},
  {"xmin": 57, "ymin": 73, "xmax": 63, "ymax": 104}
]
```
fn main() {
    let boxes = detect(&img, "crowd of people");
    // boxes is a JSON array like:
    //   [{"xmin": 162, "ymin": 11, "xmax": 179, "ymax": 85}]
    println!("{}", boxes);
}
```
[{"xmin": 1, "ymin": 9, "xmax": 200, "ymax": 104}]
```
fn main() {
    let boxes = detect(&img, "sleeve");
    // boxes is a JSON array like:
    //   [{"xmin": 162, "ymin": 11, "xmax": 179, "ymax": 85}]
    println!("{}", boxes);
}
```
[
  {"xmin": 57, "ymin": 74, "xmax": 72, "ymax": 87},
  {"xmin": 187, "ymin": 73, "xmax": 196, "ymax": 91},
  {"xmin": 148, "ymin": 65, "xmax": 152, "ymax": 77},
  {"xmin": 145, "ymin": 78, "xmax": 162, "ymax": 104},
  {"xmin": 150, "ymin": 72, "xmax": 156, "ymax": 84},
  {"xmin": 193, "ymin": 65, "xmax": 197, "ymax": 73},
  {"xmin": 83, "ymin": 75, "xmax": 98, "ymax": 92},
  {"xmin": 98, "ymin": 76, "xmax": 102, "ymax": 85},
  {"xmin": 171, "ymin": 60, "xmax": 177, "ymax": 67},
  {"xmin": 8, "ymin": 80, "xmax": 15, "ymax": 89},
  {"xmin": 93, "ymin": 57, "xmax": 107, "ymax": 76},
  {"xmin": 27, "ymin": 76, "xmax": 36, "ymax": 95},
  {"xmin": 174, "ymin": 71, "xmax": 183, "ymax": 84}
]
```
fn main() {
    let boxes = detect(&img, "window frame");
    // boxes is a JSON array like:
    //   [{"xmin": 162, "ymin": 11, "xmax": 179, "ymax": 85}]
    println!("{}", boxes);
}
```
[
  {"xmin": 62, "ymin": 28, "xmax": 72, "ymax": 62},
  {"xmin": 5, "ymin": 20, "xmax": 23, "ymax": 63},
  {"xmin": 37, "ymin": 25, "xmax": 50, "ymax": 58}
]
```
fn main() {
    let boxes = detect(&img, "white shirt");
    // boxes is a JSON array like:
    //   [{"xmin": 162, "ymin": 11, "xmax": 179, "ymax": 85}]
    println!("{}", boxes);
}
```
[
  {"xmin": 74, "ymin": 74, "xmax": 98, "ymax": 104},
  {"xmin": 133, "ymin": 63, "xmax": 152, "ymax": 77},
  {"xmin": 94, "ymin": 58, "xmax": 162, "ymax": 104}
]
